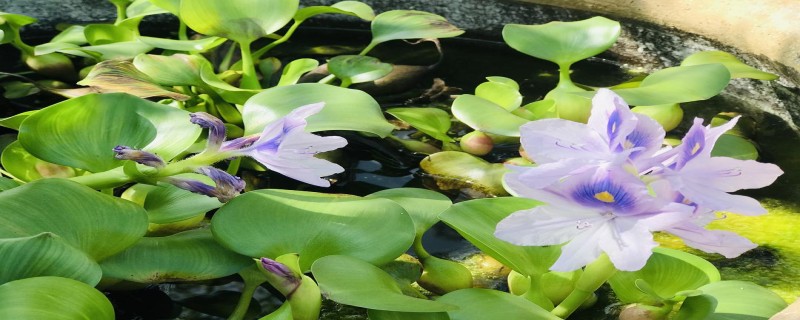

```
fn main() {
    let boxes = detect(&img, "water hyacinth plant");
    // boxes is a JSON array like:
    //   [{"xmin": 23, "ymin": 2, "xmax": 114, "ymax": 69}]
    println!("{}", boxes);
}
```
[{"xmin": 0, "ymin": 0, "xmax": 794, "ymax": 319}]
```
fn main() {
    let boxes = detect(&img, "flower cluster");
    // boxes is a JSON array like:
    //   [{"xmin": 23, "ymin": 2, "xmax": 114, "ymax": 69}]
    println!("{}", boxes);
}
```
[
  {"xmin": 495, "ymin": 89, "xmax": 783, "ymax": 272},
  {"xmin": 114, "ymin": 103, "xmax": 347, "ymax": 202}
]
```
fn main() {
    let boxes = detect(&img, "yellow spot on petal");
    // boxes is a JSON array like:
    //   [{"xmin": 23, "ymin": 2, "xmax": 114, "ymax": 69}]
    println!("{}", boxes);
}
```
[
  {"xmin": 691, "ymin": 142, "xmax": 701, "ymax": 155},
  {"xmin": 594, "ymin": 191, "xmax": 615, "ymax": 203}
]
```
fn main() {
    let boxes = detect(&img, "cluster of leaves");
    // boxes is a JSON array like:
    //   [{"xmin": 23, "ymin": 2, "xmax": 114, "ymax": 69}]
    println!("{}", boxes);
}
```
[{"xmin": 0, "ymin": 1, "xmax": 789, "ymax": 320}]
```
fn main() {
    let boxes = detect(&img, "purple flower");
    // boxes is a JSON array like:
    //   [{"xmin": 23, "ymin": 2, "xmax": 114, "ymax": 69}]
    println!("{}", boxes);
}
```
[
  {"xmin": 218, "ymin": 103, "xmax": 348, "ymax": 187},
  {"xmin": 497, "ymin": 166, "xmax": 693, "ymax": 271},
  {"xmin": 113, "ymin": 145, "xmax": 165, "ymax": 168},
  {"xmin": 166, "ymin": 166, "xmax": 245, "ymax": 202}
]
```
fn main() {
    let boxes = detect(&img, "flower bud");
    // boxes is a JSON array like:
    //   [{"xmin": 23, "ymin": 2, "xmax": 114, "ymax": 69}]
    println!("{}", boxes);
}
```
[
  {"xmin": 460, "ymin": 131, "xmax": 494, "ymax": 156},
  {"xmin": 113, "ymin": 145, "xmax": 165, "ymax": 168}
]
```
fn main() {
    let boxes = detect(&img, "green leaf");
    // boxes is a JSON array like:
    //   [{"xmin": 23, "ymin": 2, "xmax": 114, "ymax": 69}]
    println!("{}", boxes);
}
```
[
  {"xmin": 369, "ymin": 10, "xmax": 464, "ymax": 47},
  {"xmin": 451, "ymin": 95, "xmax": 529, "ymax": 137},
  {"xmin": 1, "ymin": 140, "xmax": 76, "ymax": 181},
  {"xmin": 1, "ymin": 80, "xmax": 39, "ymax": 99},
  {"xmin": 294, "ymin": 1, "xmax": 375, "ymax": 22},
  {"xmin": 60, "ymin": 40, "xmax": 154, "ymax": 60},
  {"xmin": 366, "ymin": 188, "xmax": 452, "ymax": 237},
  {"xmin": 139, "ymin": 182, "xmax": 223, "ymax": 224},
  {"xmin": 437, "ymin": 288, "xmax": 560, "ymax": 320},
  {"xmin": 608, "ymin": 247, "xmax": 721, "ymax": 305},
  {"xmin": 84, "ymin": 24, "xmax": 135, "ymax": 45},
  {"xmin": 328, "ymin": 55, "xmax": 392, "ymax": 86},
  {"xmin": 0, "ymin": 233, "xmax": 102, "ymax": 285},
  {"xmin": 0, "ymin": 177, "xmax": 19, "ymax": 191},
  {"xmin": 242, "ymin": 83, "xmax": 393, "ymax": 137},
  {"xmin": 438, "ymin": 197, "xmax": 560, "ymax": 277},
  {"xmin": 148, "ymin": 0, "xmax": 180, "ymax": 15},
  {"xmin": 681, "ymin": 51, "xmax": 778, "ymax": 80},
  {"xmin": 676, "ymin": 281, "xmax": 787, "ymax": 320},
  {"xmin": 0, "ymin": 277, "xmax": 114, "ymax": 320},
  {"xmin": 710, "ymin": 134, "xmax": 758, "ymax": 160},
  {"xmin": 211, "ymin": 189, "xmax": 415, "ymax": 271},
  {"xmin": 475, "ymin": 81, "xmax": 522, "ymax": 111},
  {"xmin": 199, "ymin": 63, "xmax": 259, "ymax": 104},
  {"xmin": 77, "ymin": 59, "xmax": 190, "ymax": 100},
  {"xmin": 127, "ymin": 0, "xmax": 169, "ymax": 18},
  {"xmin": 179, "ymin": 0, "xmax": 299, "ymax": 43},
  {"xmin": 0, "ymin": 179, "xmax": 148, "ymax": 261},
  {"xmin": 101, "ymin": 228, "xmax": 252, "ymax": 283},
  {"xmin": 132, "ymin": 53, "xmax": 206, "ymax": 86},
  {"xmin": 19, "ymin": 93, "xmax": 201, "ymax": 172},
  {"xmin": 0, "ymin": 110, "xmax": 36, "ymax": 130},
  {"xmin": 631, "ymin": 103, "xmax": 684, "ymax": 132},
  {"xmin": 420, "ymin": 151, "xmax": 509, "ymax": 197},
  {"xmin": 277, "ymin": 58, "xmax": 319, "ymax": 86},
  {"xmin": 312, "ymin": 255, "xmax": 457, "ymax": 312},
  {"xmin": 611, "ymin": 64, "xmax": 731, "ymax": 106},
  {"xmin": 502, "ymin": 17, "xmax": 620, "ymax": 67},
  {"xmin": 50, "ymin": 25, "xmax": 88, "ymax": 45},
  {"xmin": 368, "ymin": 309, "xmax": 449, "ymax": 320},
  {"xmin": 138, "ymin": 36, "xmax": 226, "ymax": 52},
  {"xmin": 387, "ymin": 107, "xmax": 453, "ymax": 142}
]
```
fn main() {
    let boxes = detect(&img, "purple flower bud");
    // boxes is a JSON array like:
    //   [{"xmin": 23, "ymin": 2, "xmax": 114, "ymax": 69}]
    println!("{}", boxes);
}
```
[
  {"xmin": 113, "ymin": 145, "xmax": 165, "ymax": 168},
  {"xmin": 165, "ymin": 166, "xmax": 245, "ymax": 202},
  {"xmin": 260, "ymin": 257, "xmax": 301, "ymax": 293},
  {"xmin": 190, "ymin": 112, "xmax": 226, "ymax": 151}
]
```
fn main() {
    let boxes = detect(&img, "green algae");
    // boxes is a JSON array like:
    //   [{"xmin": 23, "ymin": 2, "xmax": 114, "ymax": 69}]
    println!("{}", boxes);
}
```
[{"xmin": 656, "ymin": 198, "xmax": 800, "ymax": 302}]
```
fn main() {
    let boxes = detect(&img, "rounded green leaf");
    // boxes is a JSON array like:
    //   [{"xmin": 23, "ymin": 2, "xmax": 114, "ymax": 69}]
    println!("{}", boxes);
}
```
[
  {"xmin": 437, "ymin": 288, "xmax": 560, "ymax": 320},
  {"xmin": 19, "ymin": 93, "xmax": 201, "ymax": 172},
  {"xmin": 370, "ymin": 10, "xmax": 464, "ymax": 46},
  {"xmin": 0, "ymin": 277, "xmax": 114, "ymax": 320},
  {"xmin": 277, "ymin": 58, "xmax": 319, "ymax": 86},
  {"xmin": 366, "ymin": 188, "xmax": 452, "ymax": 237},
  {"xmin": 438, "ymin": 197, "xmax": 560, "ymax": 277},
  {"xmin": 452, "ymin": 94, "xmax": 529, "ymax": 137},
  {"xmin": 681, "ymin": 51, "xmax": 779, "ymax": 80},
  {"xmin": 611, "ymin": 64, "xmax": 731, "ymax": 106},
  {"xmin": 139, "ymin": 182, "xmax": 223, "ymax": 224},
  {"xmin": 475, "ymin": 81, "xmax": 522, "ymax": 111},
  {"xmin": 312, "ymin": 255, "xmax": 457, "ymax": 312},
  {"xmin": 420, "ymin": 151, "xmax": 508, "ymax": 197},
  {"xmin": 0, "ymin": 179, "xmax": 148, "ymax": 261},
  {"xmin": 100, "ymin": 228, "xmax": 252, "ymax": 283},
  {"xmin": 608, "ymin": 247, "xmax": 721, "ymax": 304},
  {"xmin": 179, "ymin": 0, "xmax": 299, "ymax": 43},
  {"xmin": 676, "ymin": 281, "xmax": 788, "ymax": 320},
  {"xmin": 211, "ymin": 189, "xmax": 415, "ymax": 271},
  {"xmin": 242, "ymin": 83, "xmax": 394, "ymax": 137},
  {"xmin": 710, "ymin": 134, "xmax": 758, "ymax": 160},
  {"xmin": 328, "ymin": 55, "xmax": 393, "ymax": 86},
  {"xmin": 387, "ymin": 107, "xmax": 453, "ymax": 142},
  {"xmin": 503, "ymin": 17, "xmax": 620, "ymax": 66},
  {"xmin": 1, "ymin": 141, "xmax": 77, "ymax": 181},
  {"xmin": 0, "ymin": 233, "xmax": 102, "ymax": 286}
]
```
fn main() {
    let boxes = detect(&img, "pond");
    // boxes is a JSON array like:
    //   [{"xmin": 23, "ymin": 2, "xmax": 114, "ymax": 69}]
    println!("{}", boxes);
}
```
[{"xmin": 0, "ymin": 2, "xmax": 798, "ymax": 320}]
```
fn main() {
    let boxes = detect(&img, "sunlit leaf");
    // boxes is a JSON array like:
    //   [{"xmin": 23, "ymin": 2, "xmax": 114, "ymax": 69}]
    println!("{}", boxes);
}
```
[
  {"xmin": 138, "ymin": 36, "xmax": 226, "ymax": 52},
  {"xmin": 294, "ymin": 1, "xmax": 375, "ymax": 22},
  {"xmin": 608, "ymin": 247, "xmax": 720, "ymax": 304},
  {"xmin": 127, "ymin": 0, "xmax": 169, "ymax": 18},
  {"xmin": 452, "ymin": 95, "xmax": 528, "ymax": 137},
  {"xmin": 366, "ymin": 188, "xmax": 452, "ymax": 237},
  {"xmin": 179, "ymin": 0, "xmax": 299, "ymax": 43},
  {"xmin": 211, "ymin": 189, "xmax": 415, "ymax": 271},
  {"xmin": 328, "ymin": 55, "xmax": 392, "ymax": 86},
  {"xmin": 84, "ymin": 24, "xmax": 135, "ymax": 45},
  {"xmin": 611, "ymin": 64, "xmax": 731, "ymax": 106},
  {"xmin": 369, "ymin": 10, "xmax": 464, "ymax": 48},
  {"xmin": 475, "ymin": 80, "xmax": 522, "ymax": 111},
  {"xmin": 631, "ymin": 103, "xmax": 683, "ymax": 132},
  {"xmin": 242, "ymin": 83, "xmax": 393, "ymax": 137},
  {"xmin": 77, "ymin": 59, "xmax": 190, "ymax": 100},
  {"xmin": 277, "ymin": 58, "xmax": 319, "ymax": 86},
  {"xmin": 199, "ymin": 63, "xmax": 259, "ymax": 104},
  {"xmin": 312, "ymin": 255, "xmax": 457, "ymax": 312},
  {"xmin": 50, "ymin": 25, "xmax": 88, "ymax": 44},
  {"xmin": 503, "ymin": 17, "xmax": 620, "ymax": 67},
  {"xmin": 132, "ymin": 53, "xmax": 206, "ymax": 86},
  {"xmin": 387, "ymin": 107, "xmax": 453, "ymax": 142},
  {"xmin": 438, "ymin": 197, "xmax": 560, "ymax": 277},
  {"xmin": 681, "ymin": 51, "xmax": 778, "ymax": 80},
  {"xmin": 0, "ymin": 111, "xmax": 35, "ymax": 130},
  {"xmin": 101, "ymin": 228, "xmax": 252, "ymax": 283},
  {"xmin": 148, "ymin": 0, "xmax": 180, "ymax": 15},
  {"xmin": 420, "ymin": 151, "xmax": 508, "ymax": 196},
  {"xmin": 19, "ymin": 93, "xmax": 201, "ymax": 172},
  {"xmin": 0, "ymin": 179, "xmax": 148, "ymax": 261},
  {"xmin": 0, "ymin": 277, "xmax": 114, "ymax": 319},
  {"xmin": 675, "ymin": 281, "xmax": 787, "ymax": 320},
  {"xmin": 1, "ymin": 141, "xmax": 76, "ymax": 181}
]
